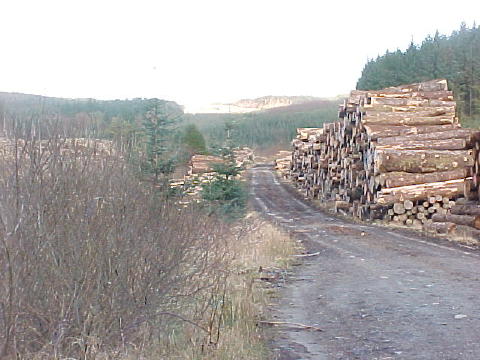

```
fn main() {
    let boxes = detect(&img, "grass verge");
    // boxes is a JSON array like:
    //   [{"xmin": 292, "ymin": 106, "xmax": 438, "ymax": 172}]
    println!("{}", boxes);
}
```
[
  {"xmin": 137, "ymin": 212, "xmax": 301, "ymax": 360},
  {"xmin": 202, "ymin": 213, "xmax": 301, "ymax": 360}
]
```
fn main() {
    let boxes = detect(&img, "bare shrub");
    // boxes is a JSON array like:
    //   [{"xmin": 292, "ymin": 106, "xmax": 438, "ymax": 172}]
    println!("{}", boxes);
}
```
[
  {"xmin": 0, "ymin": 121, "xmax": 229, "ymax": 358},
  {"xmin": 194, "ymin": 214, "xmax": 300, "ymax": 360}
]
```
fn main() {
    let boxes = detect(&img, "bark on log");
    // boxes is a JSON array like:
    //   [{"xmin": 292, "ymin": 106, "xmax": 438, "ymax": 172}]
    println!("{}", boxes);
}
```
[
  {"xmin": 375, "ymin": 138, "xmax": 468, "ymax": 150},
  {"xmin": 376, "ymin": 179, "xmax": 470, "ymax": 205},
  {"xmin": 364, "ymin": 124, "xmax": 460, "ymax": 140},
  {"xmin": 362, "ymin": 115, "xmax": 455, "ymax": 126},
  {"xmin": 368, "ymin": 97, "xmax": 455, "ymax": 107},
  {"xmin": 365, "ymin": 90, "xmax": 453, "ymax": 100},
  {"xmin": 431, "ymin": 213, "xmax": 480, "ymax": 229},
  {"xmin": 423, "ymin": 221, "xmax": 457, "ymax": 234},
  {"xmin": 374, "ymin": 149, "xmax": 473, "ymax": 173},
  {"xmin": 389, "ymin": 79, "xmax": 448, "ymax": 92},
  {"xmin": 453, "ymin": 225, "xmax": 480, "ymax": 241},
  {"xmin": 364, "ymin": 106, "xmax": 455, "ymax": 117},
  {"xmin": 451, "ymin": 204, "xmax": 480, "ymax": 216},
  {"xmin": 376, "ymin": 129, "xmax": 480, "ymax": 146},
  {"xmin": 377, "ymin": 168, "xmax": 468, "ymax": 188}
]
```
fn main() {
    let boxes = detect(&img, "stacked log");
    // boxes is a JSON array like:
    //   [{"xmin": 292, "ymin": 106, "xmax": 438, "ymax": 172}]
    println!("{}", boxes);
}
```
[
  {"xmin": 288, "ymin": 79, "xmax": 480, "ymax": 234},
  {"xmin": 429, "ymin": 200, "xmax": 480, "ymax": 240},
  {"xmin": 189, "ymin": 155, "xmax": 224, "ymax": 175},
  {"xmin": 274, "ymin": 150, "xmax": 292, "ymax": 178},
  {"xmin": 171, "ymin": 147, "xmax": 254, "ymax": 203},
  {"xmin": 188, "ymin": 148, "xmax": 254, "ymax": 175},
  {"xmin": 291, "ymin": 121, "xmax": 370, "ymax": 218}
]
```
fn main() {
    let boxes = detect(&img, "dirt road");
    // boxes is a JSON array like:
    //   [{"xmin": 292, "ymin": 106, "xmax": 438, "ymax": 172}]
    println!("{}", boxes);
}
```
[{"xmin": 250, "ymin": 166, "xmax": 480, "ymax": 360}]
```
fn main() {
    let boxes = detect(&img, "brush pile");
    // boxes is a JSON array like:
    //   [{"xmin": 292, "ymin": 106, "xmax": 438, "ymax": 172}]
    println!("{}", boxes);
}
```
[{"xmin": 289, "ymin": 79, "xmax": 480, "ymax": 236}]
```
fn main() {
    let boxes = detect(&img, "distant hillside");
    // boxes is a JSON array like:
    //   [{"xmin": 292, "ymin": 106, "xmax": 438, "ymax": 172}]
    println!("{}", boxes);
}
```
[
  {"xmin": 0, "ymin": 92, "xmax": 182, "ymax": 118},
  {"xmin": 357, "ymin": 23, "xmax": 480, "ymax": 121},
  {"xmin": 0, "ymin": 91, "xmax": 183, "ymax": 137},
  {"xmin": 232, "ymin": 95, "xmax": 319, "ymax": 110},
  {"xmin": 186, "ymin": 95, "xmax": 331, "ymax": 114},
  {"xmin": 186, "ymin": 98, "xmax": 338, "ymax": 149},
  {"xmin": 264, "ymin": 98, "xmax": 343, "ymax": 114}
]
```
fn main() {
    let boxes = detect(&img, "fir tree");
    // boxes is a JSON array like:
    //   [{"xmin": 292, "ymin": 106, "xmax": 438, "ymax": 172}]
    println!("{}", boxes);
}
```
[
  {"xmin": 140, "ymin": 99, "xmax": 178, "ymax": 185},
  {"xmin": 356, "ymin": 23, "xmax": 480, "ymax": 122},
  {"xmin": 182, "ymin": 124, "xmax": 207, "ymax": 155}
]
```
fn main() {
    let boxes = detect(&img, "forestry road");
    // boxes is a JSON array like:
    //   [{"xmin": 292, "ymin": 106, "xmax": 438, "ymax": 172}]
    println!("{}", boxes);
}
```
[{"xmin": 250, "ymin": 165, "xmax": 480, "ymax": 360}]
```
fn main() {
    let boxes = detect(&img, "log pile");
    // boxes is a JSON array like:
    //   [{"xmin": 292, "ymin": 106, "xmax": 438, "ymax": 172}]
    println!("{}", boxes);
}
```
[
  {"xmin": 288, "ymin": 79, "xmax": 480, "ymax": 236},
  {"xmin": 274, "ymin": 150, "xmax": 292, "ymax": 177},
  {"xmin": 171, "ymin": 147, "xmax": 254, "ymax": 203},
  {"xmin": 188, "ymin": 148, "xmax": 254, "ymax": 175},
  {"xmin": 188, "ymin": 155, "xmax": 225, "ymax": 175},
  {"xmin": 429, "ymin": 199, "xmax": 480, "ymax": 239}
]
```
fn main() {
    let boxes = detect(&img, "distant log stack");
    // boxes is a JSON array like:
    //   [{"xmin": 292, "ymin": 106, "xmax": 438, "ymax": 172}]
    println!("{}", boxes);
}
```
[
  {"xmin": 288, "ymin": 79, "xmax": 480, "ymax": 239},
  {"xmin": 172, "ymin": 147, "xmax": 254, "ymax": 204},
  {"xmin": 188, "ymin": 155, "xmax": 225, "ymax": 175},
  {"xmin": 274, "ymin": 150, "xmax": 292, "ymax": 178},
  {"xmin": 188, "ymin": 148, "xmax": 254, "ymax": 175}
]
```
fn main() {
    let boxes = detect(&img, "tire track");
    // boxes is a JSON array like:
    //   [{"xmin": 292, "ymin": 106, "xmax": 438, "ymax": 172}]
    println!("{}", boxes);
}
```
[{"xmin": 250, "ymin": 166, "xmax": 480, "ymax": 360}]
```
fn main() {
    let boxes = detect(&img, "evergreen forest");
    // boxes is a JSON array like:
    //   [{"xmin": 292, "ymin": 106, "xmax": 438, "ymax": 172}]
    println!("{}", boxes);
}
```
[{"xmin": 357, "ymin": 23, "xmax": 480, "ymax": 122}]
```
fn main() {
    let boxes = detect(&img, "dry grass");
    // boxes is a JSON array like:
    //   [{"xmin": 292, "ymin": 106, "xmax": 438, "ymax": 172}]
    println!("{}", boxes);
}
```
[
  {"xmin": 0, "ymin": 128, "xmax": 229, "ymax": 359},
  {"xmin": 198, "ymin": 213, "xmax": 301, "ymax": 360},
  {"xmin": 131, "ymin": 213, "xmax": 300, "ymax": 360},
  {"xmin": 0, "ymin": 115, "xmax": 300, "ymax": 359}
]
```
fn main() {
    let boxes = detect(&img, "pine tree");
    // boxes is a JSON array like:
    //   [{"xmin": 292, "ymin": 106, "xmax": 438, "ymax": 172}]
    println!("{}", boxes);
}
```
[
  {"xmin": 356, "ymin": 22, "xmax": 480, "ymax": 121},
  {"xmin": 182, "ymin": 124, "xmax": 207, "ymax": 155},
  {"xmin": 140, "ymin": 99, "xmax": 178, "ymax": 185},
  {"xmin": 201, "ymin": 120, "xmax": 246, "ymax": 219}
]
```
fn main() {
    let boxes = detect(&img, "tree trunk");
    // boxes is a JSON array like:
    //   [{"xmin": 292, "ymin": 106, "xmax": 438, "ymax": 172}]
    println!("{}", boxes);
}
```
[
  {"xmin": 453, "ymin": 225, "xmax": 480, "ymax": 240},
  {"xmin": 374, "ymin": 149, "xmax": 473, "ymax": 173},
  {"xmin": 364, "ymin": 124, "xmax": 460, "ymax": 140},
  {"xmin": 375, "ymin": 138, "xmax": 468, "ymax": 150},
  {"xmin": 423, "ymin": 221, "xmax": 457, "ymax": 234},
  {"xmin": 377, "ymin": 168, "xmax": 468, "ymax": 188},
  {"xmin": 376, "ymin": 129, "xmax": 480, "ymax": 146},
  {"xmin": 431, "ymin": 213, "xmax": 480, "ymax": 229},
  {"xmin": 376, "ymin": 179, "xmax": 470, "ymax": 205},
  {"xmin": 368, "ymin": 97, "xmax": 455, "ymax": 107},
  {"xmin": 451, "ymin": 204, "xmax": 480, "ymax": 216},
  {"xmin": 364, "ymin": 105, "xmax": 454, "ymax": 116},
  {"xmin": 364, "ymin": 90, "xmax": 453, "ymax": 100},
  {"xmin": 363, "ymin": 115, "xmax": 455, "ymax": 126}
]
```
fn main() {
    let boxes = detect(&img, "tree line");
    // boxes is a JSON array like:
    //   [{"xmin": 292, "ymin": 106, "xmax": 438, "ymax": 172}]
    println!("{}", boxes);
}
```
[
  {"xmin": 185, "ymin": 101, "xmax": 338, "ymax": 149},
  {"xmin": 357, "ymin": 23, "xmax": 480, "ymax": 121}
]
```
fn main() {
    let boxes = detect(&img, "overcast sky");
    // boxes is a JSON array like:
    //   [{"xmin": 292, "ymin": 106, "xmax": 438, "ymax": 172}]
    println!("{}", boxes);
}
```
[{"xmin": 1, "ymin": 0, "xmax": 479, "ymax": 108}]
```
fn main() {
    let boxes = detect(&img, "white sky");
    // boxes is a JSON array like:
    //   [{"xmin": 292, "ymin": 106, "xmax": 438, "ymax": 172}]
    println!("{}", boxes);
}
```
[{"xmin": 1, "ymin": 0, "xmax": 479, "ymax": 108}]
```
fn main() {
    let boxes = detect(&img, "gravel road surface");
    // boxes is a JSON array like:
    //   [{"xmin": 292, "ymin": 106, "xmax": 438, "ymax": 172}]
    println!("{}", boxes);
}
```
[{"xmin": 250, "ymin": 166, "xmax": 480, "ymax": 360}]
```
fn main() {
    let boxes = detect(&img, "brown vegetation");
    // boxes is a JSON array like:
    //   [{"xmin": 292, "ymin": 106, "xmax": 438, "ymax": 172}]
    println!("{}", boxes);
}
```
[
  {"xmin": 0, "ymin": 115, "xmax": 297, "ymax": 359},
  {"xmin": 0, "ymin": 123, "xmax": 230, "ymax": 358}
]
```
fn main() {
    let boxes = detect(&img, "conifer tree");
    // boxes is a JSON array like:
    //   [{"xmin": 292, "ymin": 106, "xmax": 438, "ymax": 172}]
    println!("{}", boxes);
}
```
[
  {"xmin": 140, "ymin": 99, "xmax": 178, "ymax": 185},
  {"xmin": 356, "ymin": 23, "xmax": 480, "ymax": 121},
  {"xmin": 182, "ymin": 124, "xmax": 207, "ymax": 155}
]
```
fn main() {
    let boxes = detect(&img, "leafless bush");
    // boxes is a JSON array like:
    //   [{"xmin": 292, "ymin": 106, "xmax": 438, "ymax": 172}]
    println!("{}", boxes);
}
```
[{"xmin": 0, "ymin": 120, "xmax": 229, "ymax": 358}]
